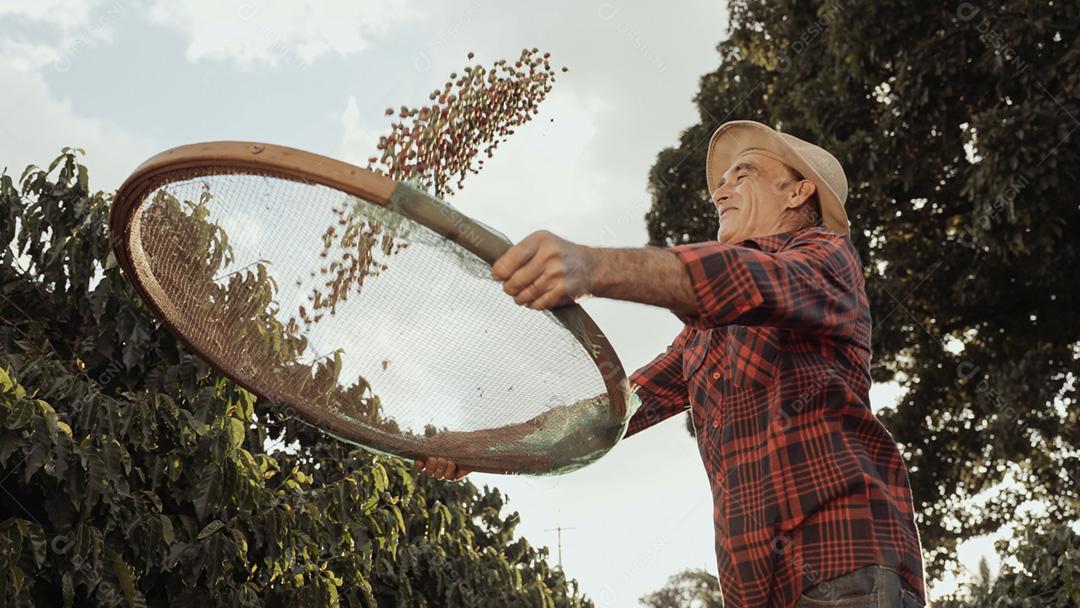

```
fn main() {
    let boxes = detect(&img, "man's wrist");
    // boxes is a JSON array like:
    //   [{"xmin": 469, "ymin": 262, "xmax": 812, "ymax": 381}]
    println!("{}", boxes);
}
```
[{"xmin": 584, "ymin": 246, "xmax": 614, "ymax": 298}]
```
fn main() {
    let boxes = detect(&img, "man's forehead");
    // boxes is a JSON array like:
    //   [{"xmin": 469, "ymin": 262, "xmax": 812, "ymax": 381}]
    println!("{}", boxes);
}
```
[
  {"xmin": 715, "ymin": 151, "xmax": 794, "ymax": 188},
  {"xmin": 724, "ymin": 150, "xmax": 783, "ymax": 174}
]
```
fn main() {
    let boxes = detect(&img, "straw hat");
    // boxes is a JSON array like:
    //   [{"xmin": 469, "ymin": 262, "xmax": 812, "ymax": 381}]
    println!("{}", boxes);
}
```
[{"xmin": 705, "ymin": 120, "xmax": 850, "ymax": 234}]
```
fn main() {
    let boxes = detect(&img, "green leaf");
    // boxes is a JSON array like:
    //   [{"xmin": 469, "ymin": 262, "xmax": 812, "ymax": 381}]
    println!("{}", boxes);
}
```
[
  {"xmin": 371, "ymin": 463, "xmax": 388, "ymax": 494},
  {"xmin": 9, "ymin": 565, "xmax": 24, "ymax": 593},
  {"xmin": 62, "ymin": 571, "xmax": 74, "ymax": 608},
  {"xmin": 107, "ymin": 546, "xmax": 141, "ymax": 608},
  {"xmin": 84, "ymin": 453, "xmax": 107, "ymax": 511},
  {"xmin": 159, "ymin": 514, "xmax": 175, "ymax": 545},
  {"xmin": 198, "ymin": 520, "xmax": 226, "ymax": 540},
  {"xmin": 0, "ymin": 367, "xmax": 22, "ymax": 395},
  {"xmin": 361, "ymin": 493, "xmax": 378, "ymax": 514},
  {"xmin": 24, "ymin": 521, "xmax": 47, "ymax": 568},
  {"xmin": 228, "ymin": 417, "xmax": 246, "ymax": 449},
  {"xmin": 236, "ymin": 390, "xmax": 255, "ymax": 421},
  {"xmin": 390, "ymin": 504, "xmax": 406, "ymax": 534},
  {"xmin": 24, "ymin": 442, "xmax": 47, "ymax": 482},
  {"xmin": 5, "ymin": 399, "xmax": 34, "ymax": 430},
  {"xmin": 192, "ymin": 468, "xmax": 220, "ymax": 521}
]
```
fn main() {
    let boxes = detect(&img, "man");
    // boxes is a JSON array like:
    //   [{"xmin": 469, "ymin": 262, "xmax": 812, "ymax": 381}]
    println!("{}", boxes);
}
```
[{"xmin": 416, "ymin": 120, "xmax": 927, "ymax": 608}]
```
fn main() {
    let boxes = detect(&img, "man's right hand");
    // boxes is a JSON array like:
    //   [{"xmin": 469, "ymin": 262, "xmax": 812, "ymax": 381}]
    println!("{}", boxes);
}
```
[{"xmin": 414, "ymin": 457, "xmax": 471, "ymax": 481}]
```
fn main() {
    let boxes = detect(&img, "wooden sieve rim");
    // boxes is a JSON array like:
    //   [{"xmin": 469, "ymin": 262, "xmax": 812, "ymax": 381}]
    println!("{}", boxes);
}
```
[{"xmin": 109, "ymin": 141, "xmax": 632, "ymax": 474}]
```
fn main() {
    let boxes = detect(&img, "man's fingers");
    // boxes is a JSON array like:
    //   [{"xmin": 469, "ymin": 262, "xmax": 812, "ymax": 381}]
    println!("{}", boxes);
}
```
[
  {"xmin": 492, "ymin": 233, "xmax": 543, "ymax": 280},
  {"xmin": 425, "ymin": 457, "xmax": 443, "ymax": 478},
  {"xmin": 530, "ymin": 284, "xmax": 570, "ymax": 310},
  {"xmin": 424, "ymin": 459, "xmax": 443, "ymax": 478},
  {"xmin": 436, "ymin": 458, "xmax": 454, "ymax": 479},
  {"xmin": 515, "ymin": 268, "xmax": 564, "ymax": 307},
  {"xmin": 514, "ymin": 275, "xmax": 549, "ymax": 307},
  {"xmin": 503, "ymin": 253, "xmax": 548, "ymax": 298},
  {"xmin": 415, "ymin": 457, "xmax": 471, "ymax": 481},
  {"xmin": 432, "ymin": 457, "xmax": 453, "ymax": 480}
]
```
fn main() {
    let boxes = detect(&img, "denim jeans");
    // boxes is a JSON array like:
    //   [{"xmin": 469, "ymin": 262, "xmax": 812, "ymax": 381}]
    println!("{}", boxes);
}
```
[{"xmin": 794, "ymin": 565, "xmax": 924, "ymax": 607}]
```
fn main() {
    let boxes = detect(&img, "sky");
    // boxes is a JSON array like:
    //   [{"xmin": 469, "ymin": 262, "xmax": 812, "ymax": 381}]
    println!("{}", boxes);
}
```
[{"xmin": 0, "ymin": 0, "xmax": 997, "ymax": 604}]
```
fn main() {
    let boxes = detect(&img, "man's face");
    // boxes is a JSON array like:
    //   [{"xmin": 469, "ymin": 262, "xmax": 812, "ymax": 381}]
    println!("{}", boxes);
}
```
[{"xmin": 710, "ymin": 152, "xmax": 815, "ymax": 243}]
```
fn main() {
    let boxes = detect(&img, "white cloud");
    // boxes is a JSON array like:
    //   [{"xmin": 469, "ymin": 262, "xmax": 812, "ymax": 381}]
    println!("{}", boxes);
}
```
[
  {"xmin": 338, "ymin": 95, "xmax": 385, "ymax": 166},
  {"xmin": 0, "ymin": 64, "xmax": 153, "ymax": 193},
  {"xmin": 0, "ymin": 0, "xmax": 105, "ymax": 32},
  {"xmin": 0, "ymin": 38, "xmax": 62, "ymax": 72},
  {"xmin": 147, "ymin": 0, "xmax": 420, "ymax": 67},
  {"xmin": 0, "ymin": 0, "xmax": 118, "ymax": 72}
]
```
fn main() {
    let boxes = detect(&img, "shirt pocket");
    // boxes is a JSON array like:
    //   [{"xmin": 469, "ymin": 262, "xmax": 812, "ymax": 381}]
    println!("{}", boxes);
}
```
[
  {"xmin": 681, "ymin": 328, "xmax": 710, "ymax": 383},
  {"xmin": 725, "ymin": 325, "xmax": 781, "ymax": 389}
]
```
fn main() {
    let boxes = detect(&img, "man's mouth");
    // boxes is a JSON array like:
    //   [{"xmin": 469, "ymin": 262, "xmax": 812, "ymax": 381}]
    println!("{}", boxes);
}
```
[{"xmin": 720, "ymin": 207, "xmax": 737, "ymax": 216}]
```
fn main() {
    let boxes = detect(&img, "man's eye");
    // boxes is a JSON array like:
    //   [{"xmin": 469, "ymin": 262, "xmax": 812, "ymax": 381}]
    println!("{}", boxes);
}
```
[{"xmin": 736, "ymin": 174, "xmax": 747, "ymax": 183}]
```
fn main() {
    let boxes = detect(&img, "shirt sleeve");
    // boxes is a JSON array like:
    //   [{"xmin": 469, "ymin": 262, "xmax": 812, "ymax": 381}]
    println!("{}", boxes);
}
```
[
  {"xmin": 623, "ymin": 326, "xmax": 690, "ymax": 440},
  {"xmin": 666, "ymin": 229, "xmax": 861, "ymax": 336}
]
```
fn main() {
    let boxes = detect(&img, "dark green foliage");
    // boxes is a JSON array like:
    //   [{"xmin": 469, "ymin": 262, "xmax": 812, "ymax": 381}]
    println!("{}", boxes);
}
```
[
  {"xmin": 0, "ymin": 150, "xmax": 592, "ymax": 607},
  {"xmin": 645, "ymin": 0, "xmax": 1080, "ymax": 582}
]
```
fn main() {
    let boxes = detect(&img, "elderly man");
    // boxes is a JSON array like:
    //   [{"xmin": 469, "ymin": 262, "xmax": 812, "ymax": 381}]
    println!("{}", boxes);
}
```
[{"xmin": 417, "ymin": 120, "xmax": 926, "ymax": 608}]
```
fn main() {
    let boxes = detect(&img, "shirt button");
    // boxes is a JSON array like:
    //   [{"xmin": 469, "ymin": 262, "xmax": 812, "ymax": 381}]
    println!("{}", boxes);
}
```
[
  {"xmin": 712, "ymin": 419, "xmax": 719, "ymax": 428},
  {"xmin": 712, "ymin": 372, "xmax": 721, "ymax": 380}
]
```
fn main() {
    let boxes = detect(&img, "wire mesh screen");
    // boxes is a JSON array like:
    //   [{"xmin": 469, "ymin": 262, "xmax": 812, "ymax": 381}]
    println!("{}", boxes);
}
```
[{"xmin": 121, "ymin": 170, "xmax": 630, "ymax": 474}]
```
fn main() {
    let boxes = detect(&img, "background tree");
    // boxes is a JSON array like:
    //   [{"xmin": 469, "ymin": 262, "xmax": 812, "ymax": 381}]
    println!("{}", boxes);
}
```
[
  {"xmin": 646, "ymin": 0, "xmax": 1080, "ymax": 582},
  {"xmin": 934, "ymin": 517, "xmax": 1080, "ymax": 607},
  {"xmin": 638, "ymin": 569, "xmax": 724, "ymax": 608}
]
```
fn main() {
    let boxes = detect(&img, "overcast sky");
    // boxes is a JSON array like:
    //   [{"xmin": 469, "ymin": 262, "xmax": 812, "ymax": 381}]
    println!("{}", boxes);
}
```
[{"xmin": 1, "ymin": 1, "xmax": 995, "ymax": 604}]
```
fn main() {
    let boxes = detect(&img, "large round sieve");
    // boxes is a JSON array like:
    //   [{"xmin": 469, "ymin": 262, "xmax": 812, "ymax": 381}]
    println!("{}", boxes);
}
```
[{"xmin": 109, "ymin": 142, "xmax": 637, "ymax": 475}]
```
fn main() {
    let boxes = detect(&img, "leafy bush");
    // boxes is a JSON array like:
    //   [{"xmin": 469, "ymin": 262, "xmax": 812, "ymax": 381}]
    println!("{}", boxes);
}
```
[{"xmin": 0, "ymin": 150, "xmax": 592, "ymax": 607}]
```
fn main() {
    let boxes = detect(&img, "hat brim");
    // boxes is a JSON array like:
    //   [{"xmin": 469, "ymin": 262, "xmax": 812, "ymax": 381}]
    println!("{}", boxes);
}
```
[{"xmin": 705, "ymin": 121, "xmax": 850, "ymax": 235}]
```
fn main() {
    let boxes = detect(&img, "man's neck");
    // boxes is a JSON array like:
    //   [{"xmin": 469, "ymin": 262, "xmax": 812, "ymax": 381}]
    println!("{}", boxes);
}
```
[{"xmin": 724, "ymin": 223, "xmax": 806, "ymax": 245}]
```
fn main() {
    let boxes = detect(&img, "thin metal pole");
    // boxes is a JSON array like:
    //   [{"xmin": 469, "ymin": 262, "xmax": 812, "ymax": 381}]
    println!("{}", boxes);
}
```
[{"xmin": 544, "ymin": 525, "xmax": 576, "ymax": 569}]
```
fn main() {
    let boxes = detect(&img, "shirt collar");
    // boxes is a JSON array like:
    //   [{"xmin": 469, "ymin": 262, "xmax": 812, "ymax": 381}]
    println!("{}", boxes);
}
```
[{"xmin": 737, "ymin": 227, "xmax": 809, "ymax": 253}]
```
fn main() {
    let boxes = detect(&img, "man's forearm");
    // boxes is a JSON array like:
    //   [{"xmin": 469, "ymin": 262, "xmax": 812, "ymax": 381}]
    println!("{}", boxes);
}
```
[{"xmin": 586, "ymin": 247, "xmax": 698, "ymax": 315}]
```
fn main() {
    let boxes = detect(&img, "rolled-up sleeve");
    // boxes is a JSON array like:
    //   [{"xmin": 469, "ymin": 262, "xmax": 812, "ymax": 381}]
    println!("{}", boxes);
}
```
[
  {"xmin": 666, "ymin": 230, "xmax": 861, "ymax": 336},
  {"xmin": 623, "ymin": 326, "xmax": 691, "ymax": 439}
]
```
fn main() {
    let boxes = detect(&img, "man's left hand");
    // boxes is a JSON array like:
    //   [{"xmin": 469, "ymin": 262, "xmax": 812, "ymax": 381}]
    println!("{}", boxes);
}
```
[{"xmin": 491, "ymin": 230, "xmax": 594, "ymax": 310}]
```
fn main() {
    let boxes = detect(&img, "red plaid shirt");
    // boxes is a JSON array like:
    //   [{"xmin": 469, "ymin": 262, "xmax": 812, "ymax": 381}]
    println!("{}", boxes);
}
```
[{"xmin": 624, "ymin": 226, "xmax": 926, "ymax": 608}]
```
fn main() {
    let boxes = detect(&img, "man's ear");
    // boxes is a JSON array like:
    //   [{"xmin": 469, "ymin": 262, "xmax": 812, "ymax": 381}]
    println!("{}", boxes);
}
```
[{"xmin": 786, "ymin": 179, "xmax": 817, "ymax": 208}]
